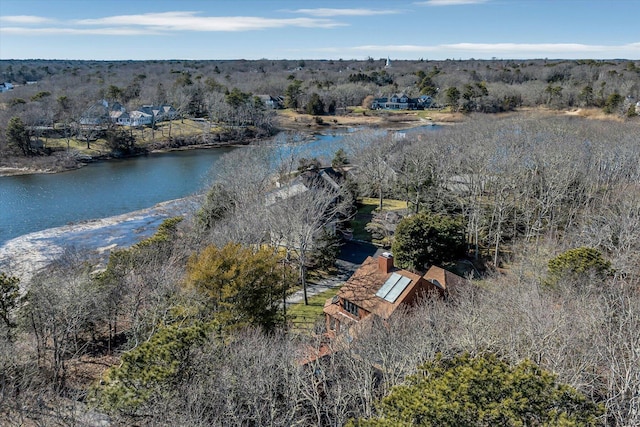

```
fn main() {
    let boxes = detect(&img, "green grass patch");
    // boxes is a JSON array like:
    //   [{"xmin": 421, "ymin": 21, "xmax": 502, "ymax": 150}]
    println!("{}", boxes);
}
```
[
  {"xmin": 287, "ymin": 287, "xmax": 340, "ymax": 333},
  {"xmin": 350, "ymin": 106, "xmax": 368, "ymax": 114},
  {"xmin": 351, "ymin": 203, "xmax": 376, "ymax": 241},
  {"xmin": 360, "ymin": 197, "xmax": 407, "ymax": 211},
  {"xmin": 351, "ymin": 198, "xmax": 407, "ymax": 242},
  {"xmin": 351, "ymin": 219, "xmax": 372, "ymax": 241}
]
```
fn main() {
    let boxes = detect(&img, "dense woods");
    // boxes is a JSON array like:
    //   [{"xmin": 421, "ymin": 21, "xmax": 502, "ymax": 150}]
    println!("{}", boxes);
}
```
[
  {"xmin": 1, "ymin": 58, "xmax": 640, "ymax": 426},
  {"xmin": 1, "ymin": 58, "xmax": 639, "ymax": 168}
]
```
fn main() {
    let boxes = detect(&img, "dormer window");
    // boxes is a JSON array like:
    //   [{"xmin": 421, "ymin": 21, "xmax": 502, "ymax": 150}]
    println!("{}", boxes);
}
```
[{"xmin": 343, "ymin": 299, "xmax": 359, "ymax": 317}]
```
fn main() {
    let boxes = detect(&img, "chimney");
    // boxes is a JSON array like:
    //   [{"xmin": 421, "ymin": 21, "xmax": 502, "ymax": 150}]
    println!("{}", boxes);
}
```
[{"xmin": 378, "ymin": 252, "xmax": 394, "ymax": 274}]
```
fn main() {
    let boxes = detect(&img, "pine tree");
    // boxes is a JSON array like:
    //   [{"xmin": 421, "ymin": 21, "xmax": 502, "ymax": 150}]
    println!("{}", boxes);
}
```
[{"xmin": 350, "ymin": 353, "xmax": 602, "ymax": 426}]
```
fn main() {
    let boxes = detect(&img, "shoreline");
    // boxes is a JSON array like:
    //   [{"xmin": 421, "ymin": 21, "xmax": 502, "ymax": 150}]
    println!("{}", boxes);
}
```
[
  {"xmin": 0, "ymin": 197, "xmax": 197, "ymax": 285},
  {"xmin": 0, "ymin": 139, "xmax": 258, "ymax": 178},
  {"xmin": 0, "ymin": 112, "xmax": 449, "ymax": 177}
]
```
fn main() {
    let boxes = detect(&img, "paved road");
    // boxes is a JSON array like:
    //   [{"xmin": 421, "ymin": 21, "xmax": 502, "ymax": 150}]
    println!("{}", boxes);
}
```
[{"xmin": 286, "ymin": 241, "xmax": 382, "ymax": 305}]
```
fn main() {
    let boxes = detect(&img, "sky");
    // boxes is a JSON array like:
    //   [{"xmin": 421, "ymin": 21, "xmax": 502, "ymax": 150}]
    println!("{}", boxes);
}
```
[{"xmin": 0, "ymin": 0, "xmax": 639, "ymax": 61}]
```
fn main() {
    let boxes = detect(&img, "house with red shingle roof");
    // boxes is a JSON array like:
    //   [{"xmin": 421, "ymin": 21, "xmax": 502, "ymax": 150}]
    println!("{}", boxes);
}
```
[{"xmin": 323, "ymin": 252, "xmax": 466, "ymax": 337}]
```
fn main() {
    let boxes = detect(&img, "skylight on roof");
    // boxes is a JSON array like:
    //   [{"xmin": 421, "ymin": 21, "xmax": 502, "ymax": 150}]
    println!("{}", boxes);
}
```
[{"xmin": 376, "ymin": 273, "xmax": 412, "ymax": 303}]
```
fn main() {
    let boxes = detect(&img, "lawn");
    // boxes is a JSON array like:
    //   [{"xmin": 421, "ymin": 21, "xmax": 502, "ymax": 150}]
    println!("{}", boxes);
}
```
[
  {"xmin": 287, "ymin": 287, "xmax": 339, "ymax": 333},
  {"xmin": 360, "ymin": 197, "xmax": 407, "ymax": 210},
  {"xmin": 40, "ymin": 119, "xmax": 208, "ymax": 155},
  {"xmin": 351, "ymin": 197, "xmax": 407, "ymax": 241}
]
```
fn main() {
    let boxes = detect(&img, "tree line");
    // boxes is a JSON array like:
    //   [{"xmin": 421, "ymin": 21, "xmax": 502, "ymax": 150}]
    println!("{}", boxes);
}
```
[{"xmin": 1, "ymin": 58, "xmax": 638, "ymax": 161}]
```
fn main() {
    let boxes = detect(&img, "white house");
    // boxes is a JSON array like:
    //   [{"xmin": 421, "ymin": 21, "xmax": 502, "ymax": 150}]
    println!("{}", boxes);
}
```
[
  {"xmin": 256, "ymin": 95, "xmax": 284, "ymax": 109},
  {"xmin": 128, "ymin": 110, "xmax": 153, "ymax": 126},
  {"xmin": 138, "ymin": 104, "xmax": 177, "ymax": 122},
  {"xmin": 0, "ymin": 82, "xmax": 14, "ymax": 93}
]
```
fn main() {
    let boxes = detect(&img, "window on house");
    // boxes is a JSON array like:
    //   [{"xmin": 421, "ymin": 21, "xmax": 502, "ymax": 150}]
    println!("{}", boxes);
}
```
[{"xmin": 343, "ymin": 299, "xmax": 359, "ymax": 317}]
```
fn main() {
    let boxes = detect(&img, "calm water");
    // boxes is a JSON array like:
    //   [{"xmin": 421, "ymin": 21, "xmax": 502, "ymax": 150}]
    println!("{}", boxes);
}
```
[
  {"xmin": 0, "ymin": 126, "xmax": 438, "ymax": 244},
  {"xmin": 0, "ymin": 132, "xmax": 347, "ymax": 244},
  {"xmin": 0, "ymin": 148, "xmax": 235, "ymax": 244}
]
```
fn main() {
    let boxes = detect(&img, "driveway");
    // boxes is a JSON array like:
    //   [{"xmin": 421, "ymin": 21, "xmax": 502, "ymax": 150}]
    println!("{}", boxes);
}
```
[{"xmin": 286, "ymin": 240, "xmax": 382, "ymax": 305}]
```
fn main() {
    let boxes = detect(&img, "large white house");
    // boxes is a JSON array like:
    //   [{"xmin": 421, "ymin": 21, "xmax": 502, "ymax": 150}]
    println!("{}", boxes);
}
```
[
  {"xmin": 113, "ymin": 110, "xmax": 153, "ymax": 127},
  {"xmin": 80, "ymin": 100, "xmax": 176, "ymax": 126}
]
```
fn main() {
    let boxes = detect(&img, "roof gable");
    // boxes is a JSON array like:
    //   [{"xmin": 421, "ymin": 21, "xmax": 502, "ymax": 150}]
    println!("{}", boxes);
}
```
[
  {"xmin": 423, "ymin": 265, "xmax": 468, "ymax": 296},
  {"xmin": 336, "ymin": 256, "xmax": 424, "ymax": 319}
]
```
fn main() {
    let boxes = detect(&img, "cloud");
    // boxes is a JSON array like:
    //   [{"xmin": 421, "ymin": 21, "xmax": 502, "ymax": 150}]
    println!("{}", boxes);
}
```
[
  {"xmin": 0, "ymin": 26, "xmax": 162, "ymax": 36},
  {"xmin": 0, "ymin": 11, "xmax": 345, "ymax": 37},
  {"xmin": 416, "ymin": 0, "xmax": 489, "ymax": 6},
  {"xmin": 75, "ymin": 11, "xmax": 343, "ymax": 31},
  {"xmin": 0, "ymin": 15, "xmax": 52, "ymax": 24},
  {"xmin": 291, "ymin": 8, "xmax": 401, "ymax": 17}
]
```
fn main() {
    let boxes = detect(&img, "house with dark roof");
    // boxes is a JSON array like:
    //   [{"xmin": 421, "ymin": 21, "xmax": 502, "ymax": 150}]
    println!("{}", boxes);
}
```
[
  {"xmin": 80, "ymin": 100, "xmax": 124, "ymax": 125},
  {"xmin": 323, "ymin": 252, "xmax": 466, "ymax": 336},
  {"xmin": 112, "ymin": 110, "xmax": 154, "ymax": 127},
  {"xmin": 265, "ymin": 166, "xmax": 346, "ymax": 249},
  {"xmin": 80, "ymin": 101, "xmax": 177, "ymax": 127},
  {"xmin": 266, "ymin": 167, "xmax": 342, "ymax": 207},
  {"xmin": 370, "ymin": 94, "xmax": 432, "ymax": 110},
  {"xmin": 137, "ymin": 104, "xmax": 177, "ymax": 122}
]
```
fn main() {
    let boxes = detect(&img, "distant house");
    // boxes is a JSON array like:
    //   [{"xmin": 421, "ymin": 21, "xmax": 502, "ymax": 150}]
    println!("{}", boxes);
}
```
[
  {"xmin": 266, "ymin": 166, "xmax": 345, "ymax": 247},
  {"xmin": 81, "ymin": 101, "xmax": 176, "ymax": 126},
  {"xmin": 266, "ymin": 167, "xmax": 342, "ymax": 207},
  {"xmin": 110, "ymin": 109, "xmax": 127, "ymax": 124},
  {"xmin": 370, "ymin": 93, "xmax": 432, "ymax": 110},
  {"xmin": 256, "ymin": 94, "xmax": 284, "ymax": 109},
  {"xmin": 80, "ymin": 100, "xmax": 123, "ymax": 125},
  {"xmin": 113, "ymin": 110, "xmax": 153, "ymax": 127},
  {"xmin": 323, "ymin": 253, "xmax": 466, "ymax": 335},
  {"xmin": 0, "ymin": 82, "xmax": 14, "ymax": 93},
  {"xmin": 138, "ymin": 104, "xmax": 177, "ymax": 122}
]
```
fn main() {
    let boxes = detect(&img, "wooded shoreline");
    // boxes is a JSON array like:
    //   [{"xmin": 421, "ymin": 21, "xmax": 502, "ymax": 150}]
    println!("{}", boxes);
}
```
[{"xmin": 0, "ymin": 109, "xmax": 447, "ymax": 177}]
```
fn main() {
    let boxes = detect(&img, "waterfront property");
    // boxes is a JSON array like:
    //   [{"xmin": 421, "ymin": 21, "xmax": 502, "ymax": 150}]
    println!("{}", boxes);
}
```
[
  {"xmin": 80, "ymin": 100, "xmax": 176, "ymax": 126},
  {"xmin": 370, "ymin": 93, "xmax": 432, "ymax": 110}
]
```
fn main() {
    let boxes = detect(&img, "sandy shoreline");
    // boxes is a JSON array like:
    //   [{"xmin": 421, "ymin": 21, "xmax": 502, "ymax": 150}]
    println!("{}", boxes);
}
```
[{"xmin": 0, "ymin": 197, "xmax": 197, "ymax": 285}]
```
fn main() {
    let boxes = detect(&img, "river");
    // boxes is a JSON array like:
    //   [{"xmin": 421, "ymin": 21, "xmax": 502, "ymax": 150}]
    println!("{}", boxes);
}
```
[
  {"xmin": 0, "ymin": 148, "xmax": 237, "ymax": 245},
  {"xmin": 0, "ymin": 131, "xmax": 358, "ymax": 245}
]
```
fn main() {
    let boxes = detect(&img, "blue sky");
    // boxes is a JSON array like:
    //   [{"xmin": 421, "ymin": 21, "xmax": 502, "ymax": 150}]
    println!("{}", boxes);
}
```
[{"xmin": 1, "ymin": 0, "xmax": 638, "ymax": 60}]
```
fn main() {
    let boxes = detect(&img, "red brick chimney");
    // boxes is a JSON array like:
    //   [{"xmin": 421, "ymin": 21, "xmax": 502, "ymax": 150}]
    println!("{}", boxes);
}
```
[{"xmin": 378, "ymin": 252, "xmax": 394, "ymax": 274}]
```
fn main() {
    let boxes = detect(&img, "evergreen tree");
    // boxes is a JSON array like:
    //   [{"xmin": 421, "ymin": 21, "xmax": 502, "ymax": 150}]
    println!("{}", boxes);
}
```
[
  {"xmin": 284, "ymin": 79, "xmax": 302, "ymax": 109},
  {"xmin": 305, "ymin": 92, "xmax": 325, "ymax": 115},
  {"xmin": 186, "ymin": 243, "xmax": 294, "ymax": 333},
  {"xmin": 6, "ymin": 116, "xmax": 32, "ymax": 156},
  {"xmin": 391, "ymin": 212, "xmax": 465, "ymax": 271},
  {"xmin": 546, "ymin": 246, "xmax": 612, "ymax": 287},
  {"xmin": 350, "ymin": 353, "xmax": 602, "ymax": 427},
  {"xmin": 98, "ymin": 323, "xmax": 209, "ymax": 413}
]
